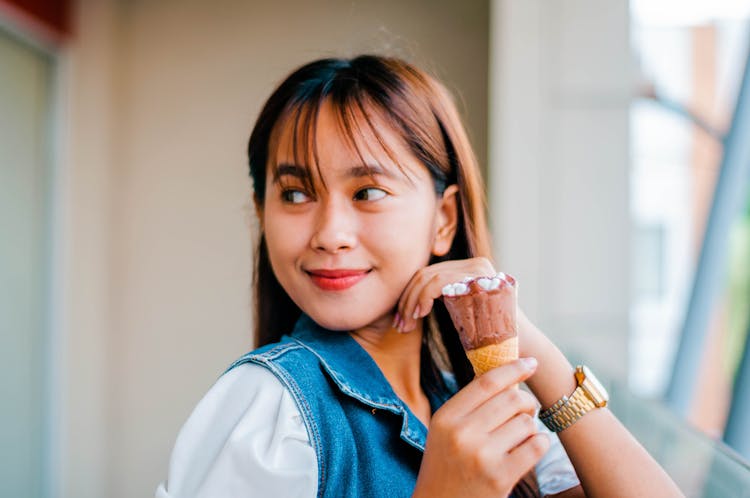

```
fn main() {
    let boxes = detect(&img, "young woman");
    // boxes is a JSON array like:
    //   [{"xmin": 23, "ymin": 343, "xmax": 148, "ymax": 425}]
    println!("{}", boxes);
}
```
[{"xmin": 156, "ymin": 55, "xmax": 683, "ymax": 497}]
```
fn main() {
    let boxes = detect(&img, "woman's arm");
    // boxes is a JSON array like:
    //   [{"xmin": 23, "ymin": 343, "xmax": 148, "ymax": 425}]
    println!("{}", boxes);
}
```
[
  {"xmin": 519, "ymin": 311, "xmax": 683, "ymax": 498},
  {"xmin": 397, "ymin": 259, "xmax": 683, "ymax": 497}
]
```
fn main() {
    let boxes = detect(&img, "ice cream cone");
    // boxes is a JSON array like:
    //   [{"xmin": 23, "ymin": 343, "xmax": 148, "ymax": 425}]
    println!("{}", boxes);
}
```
[
  {"xmin": 442, "ymin": 273, "xmax": 518, "ymax": 378},
  {"xmin": 465, "ymin": 337, "xmax": 518, "ymax": 376}
]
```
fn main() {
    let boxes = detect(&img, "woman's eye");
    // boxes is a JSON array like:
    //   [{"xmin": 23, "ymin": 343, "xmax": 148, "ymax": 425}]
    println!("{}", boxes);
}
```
[
  {"xmin": 354, "ymin": 187, "xmax": 388, "ymax": 201},
  {"xmin": 281, "ymin": 189, "xmax": 310, "ymax": 204}
]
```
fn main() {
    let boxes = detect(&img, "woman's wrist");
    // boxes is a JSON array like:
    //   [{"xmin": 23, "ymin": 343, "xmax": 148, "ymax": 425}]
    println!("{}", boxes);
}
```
[
  {"xmin": 516, "ymin": 313, "xmax": 684, "ymax": 497},
  {"xmin": 518, "ymin": 312, "xmax": 577, "ymax": 411}
]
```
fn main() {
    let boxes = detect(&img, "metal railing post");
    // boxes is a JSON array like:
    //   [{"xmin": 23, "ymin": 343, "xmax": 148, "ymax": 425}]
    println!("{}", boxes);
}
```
[
  {"xmin": 723, "ymin": 317, "xmax": 750, "ymax": 459},
  {"xmin": 665, "ymin": 42, "xmax": 750, "ymax": 415}
]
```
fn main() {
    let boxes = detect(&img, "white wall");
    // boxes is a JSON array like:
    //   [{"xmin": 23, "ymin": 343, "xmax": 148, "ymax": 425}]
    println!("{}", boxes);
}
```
[
  {"xmin": 57, "ymin": 0, "xmax": 119, "ymax": 497},
  {"xmin": 489, "ymin": 0, "xmax": 633, "ymax": 379},
  {"xmin": 62, "ymin": 1, "xmax": 489, "ymax": 497}
]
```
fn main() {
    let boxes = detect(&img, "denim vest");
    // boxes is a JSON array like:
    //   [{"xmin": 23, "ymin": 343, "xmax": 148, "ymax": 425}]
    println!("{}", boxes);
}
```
[{"xmin": 225, "ymin": 314, "xmax": 455, "ymax": 497}]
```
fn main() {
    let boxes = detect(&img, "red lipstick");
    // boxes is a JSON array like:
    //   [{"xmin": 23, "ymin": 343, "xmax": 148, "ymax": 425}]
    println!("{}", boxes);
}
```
[{"xmin": 307, "ymin": 269, "xmax": 369, "ymax": 291}]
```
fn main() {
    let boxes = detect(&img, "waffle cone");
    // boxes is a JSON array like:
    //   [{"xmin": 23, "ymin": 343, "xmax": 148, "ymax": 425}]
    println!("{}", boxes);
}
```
[{"xmin": 465, "ymin": 337, "xmax": 518, "ymax": 376}]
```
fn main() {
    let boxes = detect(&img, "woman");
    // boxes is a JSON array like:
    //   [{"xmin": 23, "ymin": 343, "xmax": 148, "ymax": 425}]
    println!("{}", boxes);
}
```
[{"xmin": 157, "ymin": 55, "xmax": 683, "ymax": 497}]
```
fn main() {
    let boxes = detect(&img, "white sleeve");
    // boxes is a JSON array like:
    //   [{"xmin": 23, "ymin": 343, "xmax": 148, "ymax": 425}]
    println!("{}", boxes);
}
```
[
  {"xmin": 155, "ymin": 363, "xmax": 318, "ymax": 498},
  {"xmin": 534, "ymin": 419, "xmax": 581, "ymax": 496}
]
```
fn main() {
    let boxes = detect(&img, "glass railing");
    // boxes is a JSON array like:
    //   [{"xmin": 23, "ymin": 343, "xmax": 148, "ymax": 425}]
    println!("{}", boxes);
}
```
[{"xmin": 607, "ymin": 379, "xmax": 750, "ymax": 497}]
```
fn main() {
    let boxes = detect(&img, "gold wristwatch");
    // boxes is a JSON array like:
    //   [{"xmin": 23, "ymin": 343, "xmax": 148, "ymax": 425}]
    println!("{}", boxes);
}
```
[{"xmin": 539, "ymin": 365, "xmax": 609, "ymax": 432}]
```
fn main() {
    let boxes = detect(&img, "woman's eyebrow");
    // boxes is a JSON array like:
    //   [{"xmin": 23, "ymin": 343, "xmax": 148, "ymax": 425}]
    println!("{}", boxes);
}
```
[
  {"xmin": 272, "ymin": 162, "xmax": 399, "ymax": 184},
  {"xmin": 272, "ymin": 163, "xmax": 311, "ymax": 183},
  {"xmin": 345, "ymin": 164, "xmax": 397, "ymax": 180}
]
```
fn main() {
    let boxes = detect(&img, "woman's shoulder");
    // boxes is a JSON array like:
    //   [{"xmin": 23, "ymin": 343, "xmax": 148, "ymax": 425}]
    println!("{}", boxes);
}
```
[
  {"xmin": 156, "ymin": 362, "xmax": 317, "ymax": 497},
  {"xmin": 174, "ymin": 362, "xmax": 307, "ymax": 457},
  {"xmin": 224, "ymin": 335, "xmax": 309, "ymax": 372},
  {"xmin": 216, "ymin": 360, "xmax": 289, "ymax": 401}
]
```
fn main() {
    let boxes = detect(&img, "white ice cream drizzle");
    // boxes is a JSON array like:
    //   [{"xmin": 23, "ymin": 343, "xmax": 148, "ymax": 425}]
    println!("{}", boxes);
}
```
[{"xmin": 441, "ymin": 272, "xmax": 514, "ymax": 297}]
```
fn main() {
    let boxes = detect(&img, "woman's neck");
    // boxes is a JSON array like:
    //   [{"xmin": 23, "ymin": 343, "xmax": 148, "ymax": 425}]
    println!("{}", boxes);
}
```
[{"xmin": 349, "ymin": 315, "xmax": 432, "ymax": 426}]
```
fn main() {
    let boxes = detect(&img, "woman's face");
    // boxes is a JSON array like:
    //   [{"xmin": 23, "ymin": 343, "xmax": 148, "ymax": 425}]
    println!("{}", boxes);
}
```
[{"xmin": 261, "ymin": 100, "xmax": 454, "ymax": 332}]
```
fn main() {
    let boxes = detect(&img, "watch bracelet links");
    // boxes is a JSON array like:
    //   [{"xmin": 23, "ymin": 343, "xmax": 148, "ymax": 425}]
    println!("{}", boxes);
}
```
[
  {"xmin": 538, "ymin": 394, "xmax": 569, "ymax": 420},
  {"xmin": 539, "ymin": 386, "xmax": 596, "ymax": 432}
]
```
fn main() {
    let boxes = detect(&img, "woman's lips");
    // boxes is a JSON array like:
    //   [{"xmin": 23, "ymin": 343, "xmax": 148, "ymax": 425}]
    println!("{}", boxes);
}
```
[{"xmin": 306, "ymin": 269, "xmax": 370, "ymax": 291}]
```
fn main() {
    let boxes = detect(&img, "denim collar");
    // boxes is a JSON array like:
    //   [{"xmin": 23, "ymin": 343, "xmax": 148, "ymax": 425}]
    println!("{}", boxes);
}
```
[{"xmin": 289, "ymin": 313, "xmax": 431, "ymax": 451}]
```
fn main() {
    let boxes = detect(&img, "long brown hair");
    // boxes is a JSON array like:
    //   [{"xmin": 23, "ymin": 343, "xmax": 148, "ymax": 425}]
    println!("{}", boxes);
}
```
[{"xmin": 247, "ymin": 55, "xmax": 538, "ymax": 497}]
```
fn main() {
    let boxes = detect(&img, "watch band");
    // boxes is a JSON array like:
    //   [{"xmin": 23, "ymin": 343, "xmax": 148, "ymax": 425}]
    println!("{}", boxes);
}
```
[
  {"xmin": 539, "ymin": 385, "xmax": 596, "ymax": 432},
  {"xmin": 538, "ymin": 394, "xmax": 569, "ymax": 420}
]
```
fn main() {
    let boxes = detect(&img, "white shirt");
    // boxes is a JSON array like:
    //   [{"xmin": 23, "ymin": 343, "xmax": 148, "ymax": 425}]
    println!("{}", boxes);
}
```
[{"xmin": 156, "ymin": 363, "xmax": 580, "ymax": 497}]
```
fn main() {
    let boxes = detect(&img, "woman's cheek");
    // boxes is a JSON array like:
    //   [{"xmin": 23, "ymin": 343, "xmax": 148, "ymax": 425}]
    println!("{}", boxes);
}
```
[
  {"xmin": 384, "ymin": 205, "xmax": 434, "ymax": 245},
  {"xmin": 265, "ymin": 214, "xmax": 305, "ymax": 270}
]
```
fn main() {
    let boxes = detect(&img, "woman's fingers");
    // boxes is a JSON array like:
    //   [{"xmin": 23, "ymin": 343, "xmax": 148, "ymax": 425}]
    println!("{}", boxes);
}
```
[
  {"xmin": 468, "ymin": 387, "xmax": 540, "ymax": 432},
  {"xmin": 488, "ymin": 413, "xmax": 543, "ymax": 453},
  {"xmin": 396, "ymin": 257, "xmax": 496, "ymax": 332},
  {"xmin": 442, "ymin": 358, "xmax": 538, "ymax": 415},
  {"xmin": 505, "ymin": 432, "xmax": 552, "ymax": 478},
  {"xmin": 470, "ymin": 422, "xmax": 550, "ymax": 492},
  {"xmin": 395, "ymin": 266, "xmax": 439, "ymax": 330},
  {"xmin": 417, "ymin": 358, "xmax": 548, "ymax": 498},
  {"xmin": 400, "ymin": 272, "xmax": 443, "ymax": 330}
]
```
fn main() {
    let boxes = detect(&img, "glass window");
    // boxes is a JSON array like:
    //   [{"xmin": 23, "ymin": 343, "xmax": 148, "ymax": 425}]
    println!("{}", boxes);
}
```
[
  {"xmin": 630, "ymin": 0, "xmax": 750, "ymax": 441},
  {"xmin": 0, "ymin": 27, "xmax": 54, "ymax": 498}
]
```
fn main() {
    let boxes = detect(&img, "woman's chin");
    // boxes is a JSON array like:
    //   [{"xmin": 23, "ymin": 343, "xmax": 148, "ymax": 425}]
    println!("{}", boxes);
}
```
[{"xmin": 306, "ymin": 308, "xmax": 392, "ymax": 332}]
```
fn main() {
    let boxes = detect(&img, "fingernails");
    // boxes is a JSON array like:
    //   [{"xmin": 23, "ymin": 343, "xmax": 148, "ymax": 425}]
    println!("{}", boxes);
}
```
[
  {"xmin": 392, "ymin": 313, "xmax": 401, "ymax": 329},
  {"xmin": 521, "ymin": 357, "xmax": 538, "ymax": 370},
  {"xmin": 412, "ymin": 305, "xmax": 421, "ymax": 320}
]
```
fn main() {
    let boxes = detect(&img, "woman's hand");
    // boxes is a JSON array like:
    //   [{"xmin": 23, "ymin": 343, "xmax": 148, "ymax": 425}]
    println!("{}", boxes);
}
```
[
  {"xmin": 396, "ymin": 257, "xmax": 552, "ymax": 363},
  {"xmin": 395, "ymin": 257, "xmax": 496, "ymax": 332},
  {"xmin": 413, "ymin": 359, "xmax": 550, "ymax": 498}
]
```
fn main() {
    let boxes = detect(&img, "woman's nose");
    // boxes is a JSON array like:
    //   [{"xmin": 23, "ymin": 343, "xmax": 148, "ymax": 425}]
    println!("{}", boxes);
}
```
[{"xmin": 309, "ymin": 199, "xmax": 358, "ymax": 253}]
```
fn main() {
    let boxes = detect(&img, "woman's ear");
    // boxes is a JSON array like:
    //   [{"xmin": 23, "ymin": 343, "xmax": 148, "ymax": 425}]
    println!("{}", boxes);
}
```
[
  {"xmin": 254, "ymin": 200, "xmax": 264, "ymax": 231},
  {"xmin": 432, "ymin": 184, "xmax": 459, "ymax": 257}
]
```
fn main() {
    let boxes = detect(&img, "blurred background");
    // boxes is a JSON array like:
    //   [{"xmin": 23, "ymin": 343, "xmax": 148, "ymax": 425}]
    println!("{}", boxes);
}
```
[{"xmin": 1, "ymin": 0, "xmax": 749, "ymax": 496}]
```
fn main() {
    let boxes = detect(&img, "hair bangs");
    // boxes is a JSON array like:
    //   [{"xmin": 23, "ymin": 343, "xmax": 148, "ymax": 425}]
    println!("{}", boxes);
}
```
[
  {"xmin": 334, "ymin": 90, "xmax": 417, "ymax": 186},
  {"xmin": 270, "ymin": 88, "xmax": 419, "ymax": 194},
  {"xmin": 266, "ymin": 96, "xmax": 322, "ymax": 196}
]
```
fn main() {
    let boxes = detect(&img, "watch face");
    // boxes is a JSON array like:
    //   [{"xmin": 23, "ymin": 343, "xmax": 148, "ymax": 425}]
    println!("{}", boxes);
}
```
[{"xmin": 582, "ymin": 365, "xmax": 609, "ymax": 406}]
